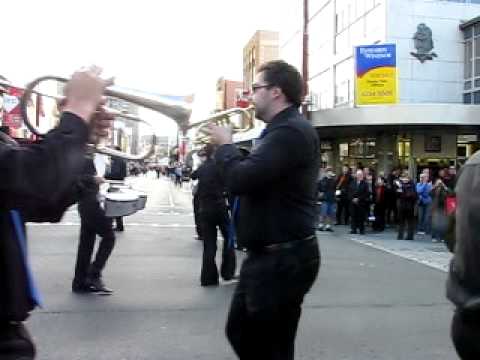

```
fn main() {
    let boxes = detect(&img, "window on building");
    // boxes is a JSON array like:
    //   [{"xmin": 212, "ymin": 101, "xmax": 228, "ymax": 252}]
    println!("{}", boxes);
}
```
[
  {"xmin": 474, "ymin": 90, "xmax": 480, "ymax": 104},
  {"xmin": 464, "ymin": 92, "xmax": 472, "ymax": 104},
  {"xmin": 334, "ymin": 59, "xmax": 353, "ymax": 106},
  {"xmin": 465, "ymin": 40, "xmax": 473, "ymax": 79},
  {"xmin": 465, "ymin": 81, "xmax": 472, "ymax": 90}
]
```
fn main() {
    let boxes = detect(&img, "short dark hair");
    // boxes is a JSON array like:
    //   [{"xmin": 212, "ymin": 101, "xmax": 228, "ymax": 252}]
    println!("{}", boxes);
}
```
[{"xmin": 257, "ymin": 60, "xmax": 304, "ymax": 107}]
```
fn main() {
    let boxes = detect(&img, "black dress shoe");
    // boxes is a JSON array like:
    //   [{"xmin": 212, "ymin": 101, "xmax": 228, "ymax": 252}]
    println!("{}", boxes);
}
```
[
  {"xmin": 0, "ymin": 322, "xmax": 36, "ymax": 360},
  {"xmin": 72, "ymin": 280, "xmax": 94, "ymax": 294},
  {"xmin": 87, "ymin": 277, "xmax": 114, "ymax": 295}
]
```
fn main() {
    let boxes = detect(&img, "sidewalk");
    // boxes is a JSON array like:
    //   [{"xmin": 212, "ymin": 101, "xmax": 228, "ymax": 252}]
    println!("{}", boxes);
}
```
[{"xmin": 318, "ymin": 224, "xmax": 452, "ymax": 272}]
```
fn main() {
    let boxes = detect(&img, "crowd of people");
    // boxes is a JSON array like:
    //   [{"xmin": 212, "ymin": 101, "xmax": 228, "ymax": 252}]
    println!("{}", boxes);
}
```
[{"xmin": 317, "ymin": 164, "xmax": 457, "ymax": 243}]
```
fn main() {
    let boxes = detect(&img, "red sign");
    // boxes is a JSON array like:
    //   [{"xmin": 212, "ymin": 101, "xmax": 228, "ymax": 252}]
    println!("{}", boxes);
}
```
[{"xmin": 2, "ymin": 87, "xmax": 23, "ymax": 129}]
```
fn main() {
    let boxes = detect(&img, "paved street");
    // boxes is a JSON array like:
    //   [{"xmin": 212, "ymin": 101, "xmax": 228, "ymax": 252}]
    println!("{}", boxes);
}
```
[{"xmin": 26, "ymin": 174, "xmax": 457, "ymax": 359}]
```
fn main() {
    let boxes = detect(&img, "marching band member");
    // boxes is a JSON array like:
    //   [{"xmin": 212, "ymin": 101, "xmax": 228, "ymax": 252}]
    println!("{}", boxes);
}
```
[
  {"xmin": 191, "ymin": 144, "xmax": 236, "ymax": 286},
  {"xmin": 206, "ymin": 60, "xmax": 320, "ymax": 360},
  {"xmin": 72, "ymin": 151, "xmax": 116, "ymax": 295},
  {"xmin": 0, "ymin": 66, "xmax": 113, "ymax": 359}
]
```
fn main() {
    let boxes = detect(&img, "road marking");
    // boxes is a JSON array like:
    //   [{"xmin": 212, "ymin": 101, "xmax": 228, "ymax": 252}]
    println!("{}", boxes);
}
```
[
  {"xmin": 27, "ymin": 223, "xmax": 196, "ymax": 228},
  {"xmin": 168, "ymin": 184, "xmax": 175, "ymax": 207},
  {"xmin": 350, "ymin": 237, "xmax": 451, "ymax": 273}
]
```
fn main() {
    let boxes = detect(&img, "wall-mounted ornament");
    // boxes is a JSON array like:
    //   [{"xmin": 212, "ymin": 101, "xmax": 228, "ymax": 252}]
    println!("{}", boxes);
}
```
[{"xmin": 410, "ymin": 23, "xmax": 438, "ymax": 63}]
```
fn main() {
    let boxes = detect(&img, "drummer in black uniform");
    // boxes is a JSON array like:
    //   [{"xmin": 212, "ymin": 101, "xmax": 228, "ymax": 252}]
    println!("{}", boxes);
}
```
[{"xmin": 72, "ymin": 153, "xmax": 116, "ymax": 294}]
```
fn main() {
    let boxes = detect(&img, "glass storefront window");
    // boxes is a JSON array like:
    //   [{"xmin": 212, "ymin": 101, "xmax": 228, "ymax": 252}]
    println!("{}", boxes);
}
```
[
  {"xmin": 464, "ymin": 93, "xmax": 472, "ymax": 104},
  {"xmin": 339, "ymin": 143, "xmax": 349, "ymax": 157},
  {"xmin": 349, "ymin": 139, "xmax": 364, "ymax": 157},
  {"xmin": 365, "ymin": 140, "xmax": 376, "ymax": 158}
]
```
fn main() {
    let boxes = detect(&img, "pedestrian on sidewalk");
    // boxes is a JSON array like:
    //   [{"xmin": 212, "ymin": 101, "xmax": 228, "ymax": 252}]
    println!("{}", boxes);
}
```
[
  {"xmin": 396, "ymin": 170, "xmax": 417, "ymax": 240},
  {"xmin": 206, "ymin": 60, "xmax": 320, "ymax": 360},
  {"xmin": 431, "ymin": 178, "xmax": 449, "ymax": 243},
  {"xmin": 416, "ymin": 173, "xmax": 432, "ymax": 235},
  {"xmin": 372, "ymin": 176, "xmax": 386, "ymax": 232},
  {"xmin": 335, "ymin": 166, "xmax": 352, "ymax": 225},
  {"xmin": 318, "ymin": 166, "xmax": 336, "ymax": 231},
  {"xmin": 385, "ymin": 168, "xmax": 400, "ymax": 226},
  {"xmin": 446, "ymin": 151, "xmax": 480, "ymax": 360},
  {"xmin": 349, "ymin": 169, "xmax": 369, "ymax": 235}
]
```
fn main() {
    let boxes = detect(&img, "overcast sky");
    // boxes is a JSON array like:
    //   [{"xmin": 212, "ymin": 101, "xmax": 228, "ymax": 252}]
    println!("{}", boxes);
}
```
[{"xmin": 2, "ymin": 0, "xmax": 302, "ymax": 135}]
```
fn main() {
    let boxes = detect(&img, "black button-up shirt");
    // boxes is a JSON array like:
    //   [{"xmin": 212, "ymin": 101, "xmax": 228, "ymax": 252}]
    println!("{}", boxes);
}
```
[{"xmin": 215, "ymin": 106, "xmax": 320, "ymax": 251}]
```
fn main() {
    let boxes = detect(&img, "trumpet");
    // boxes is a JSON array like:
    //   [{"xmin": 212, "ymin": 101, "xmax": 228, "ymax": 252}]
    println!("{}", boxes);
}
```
[
  {"xmin": 187, "ymin": 106, "xmax": 255, "ymax": 145},
  {"xmin": 0, "ymin": 75, "xmax": 193, "ymax": 160}
]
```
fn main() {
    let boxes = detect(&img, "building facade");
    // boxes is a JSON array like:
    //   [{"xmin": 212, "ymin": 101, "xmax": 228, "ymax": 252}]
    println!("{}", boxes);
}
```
[
  {"xmin": 280, "ymin": 0, "xmax": 480, "ymax": 178},
  {"xmin": 235, "ymin": 30, "xmax": 281, "ymax": 145},
  {"xmin": 215, "ymin": 77, "xmax": 244, "ymax": 111}
]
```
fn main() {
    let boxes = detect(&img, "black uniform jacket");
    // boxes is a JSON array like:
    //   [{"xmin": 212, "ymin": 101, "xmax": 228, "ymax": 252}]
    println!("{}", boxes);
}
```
[
  {"xmin": 0, "ymin": 112, "xmax": 88, "ymax": 322},
  {"xmin": 446, "ymin": 150, "xmax": 480, "ymax": 311},
  {"xmin": 106, "ymin": 156, "xmax": 127, "ymax": 181},
  {"xmin": 215, "ymin": 106, "xmax": 320, "ymax": 251},
  {"xmin": 190, "ymin": 158, "xmax": 226, "ymax": 210}
]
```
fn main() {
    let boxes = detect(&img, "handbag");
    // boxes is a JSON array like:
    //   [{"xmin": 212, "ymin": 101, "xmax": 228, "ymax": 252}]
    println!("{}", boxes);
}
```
[{"xmin": 445, "ymin": 196, "xmax": 457, "ymax": 216}]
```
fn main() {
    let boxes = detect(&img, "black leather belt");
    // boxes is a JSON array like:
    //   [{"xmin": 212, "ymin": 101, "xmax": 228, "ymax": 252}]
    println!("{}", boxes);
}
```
[{"xmin": 261, "ymin": 235, "xmax": 316, "ymax": 253}]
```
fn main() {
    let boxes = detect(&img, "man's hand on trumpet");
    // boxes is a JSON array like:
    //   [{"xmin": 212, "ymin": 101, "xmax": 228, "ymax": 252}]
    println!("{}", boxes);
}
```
[
  {"xmin": 56, "ymin": 66, "xmax": 115, "ymax": 140},
  {"xmin": 62, "ymin": 65, "xmax": 114, "ymax": 126},
  {"xmin": 204, "ymin": 123, "xmax": 233, "ymax": 146}
]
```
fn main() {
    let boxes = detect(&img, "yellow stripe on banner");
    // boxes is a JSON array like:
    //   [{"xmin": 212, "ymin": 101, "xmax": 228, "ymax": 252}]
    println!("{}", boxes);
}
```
[{"xmin": 356, "ymin": 66, "xmax": 398, "ymax": 105}]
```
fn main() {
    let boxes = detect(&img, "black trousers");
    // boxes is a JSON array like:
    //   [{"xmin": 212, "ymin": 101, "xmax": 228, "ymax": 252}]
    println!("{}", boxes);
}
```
[
  {"xmin": 373, "ymin": 203, "xmax": 385, "ymax": 231},
  {"xmin": 336, "ymin": 198, "xmax": 350, "ymax": 225},
  {"xmin": 350, "ymin": 203, "xmax": 366, "ymax": 233},
  {"xmin": 74, "ymin": 198, "xmax": 116, "ymax": 283},
  {"xmin": 193, "ymin": 194, "xmax": 202, "ymax": 238},
  {"xmin": 114, "ymin": 217, "xmax": 124, "ymax": 230},
  {"xmin": 385, "ymin": 195, "xmax": 398, "ymax": 225},
  {"xmin": 200, "ymin": 206, "xmax": 236, "ymax": 285},
  {"xmin": 226, "ymin": 239, "xmax": 320, "ymax": 360},
  {"xmin": 451, "ymin": 309, "xmax": 480, "ymax": 360},
  {"xmin": 397, "ymin": 205, "xmax": 415, "ymax": 240}
]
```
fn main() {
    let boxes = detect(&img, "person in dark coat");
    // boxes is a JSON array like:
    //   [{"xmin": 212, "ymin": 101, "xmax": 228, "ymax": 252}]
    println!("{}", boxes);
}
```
[
  {"xmin": 349, "ymin": 169, "xmax": 370, "ymax": 235},
  {"xmin": 318, "ymin": 166, "xmax": 336, "ymax": 231},
  {"xmin": 190, "ymin": 144, "xmax": 236, "ymax": 286},
  {"xmin": 431, "ymin": 178, "xmax": 449, "ymax": 243},
  {"xmin": 0, "ymin": 67, "xmax": 112, "ymax": 360},
  {"xmin": 372, "ymin": 176, "xmax": 386, "ymax": 231},
  {"xmin": 207, "ymin": 60, "xmax": 320, "ymax": 360},
  {"xmin": 335, "ymin": 166, "xmax": 352, "ymax": 225},
  {"xmin": 446, "ymin": 151, "xmax": 480, "ymax": 359},
  {"xmin": 105, "ymin": 147, "xmax": 127, "ymax": 232},
  {"xmin": 385, "ymin": 168, "xmax": 400, "ymax": 226},
  {"xmin": 396, "ymin": 171, "xmax": 417, "ymax": 240}
]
